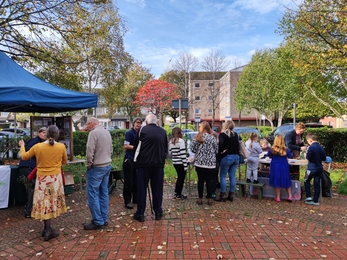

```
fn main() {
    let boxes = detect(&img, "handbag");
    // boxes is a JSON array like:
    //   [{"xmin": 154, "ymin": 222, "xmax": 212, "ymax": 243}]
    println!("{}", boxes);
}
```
[
  {"xmin": 27, "ymin": 167, "xmax": 37, "ymax": 181},
  {"xmin": 133, "ymin": 127, "xmax": 143, "ymax": 162},
  {"xmin": 239, "ymin": 140, "xmax": 250, "ymax": 158}
]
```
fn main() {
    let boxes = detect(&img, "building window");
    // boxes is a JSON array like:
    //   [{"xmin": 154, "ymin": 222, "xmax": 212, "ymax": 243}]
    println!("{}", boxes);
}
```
[
  {"xmin": 195, "ymin": 109, "xmax": 201, "ymax": 114},
  {"xmin": 208, "ymin": 82, "xmax": 214, "ymax": 87},
  {"xmin": 226, "ymin": 96, "xmax": 229, "ymax": 103},
  {"xmin": 195, "ymin": 96, "xmax": 201, "ymax": 101},
  {"xmin": 208, "ymin": 109, "xmax": 213, "ymax": 115},
  {"xmin": 195, "ymin": 83, "xmax": 200, "ymax": 88},
  {"xmin": 208, "ymin": 96, "xmax": 212, "ymax": 100}
]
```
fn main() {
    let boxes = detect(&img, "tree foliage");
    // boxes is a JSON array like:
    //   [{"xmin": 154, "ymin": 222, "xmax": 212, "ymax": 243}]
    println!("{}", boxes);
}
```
[
  {"xmin": 235, "ymin": 46, "xmax": 303, "ymax": 129},
  {"xmin": 277, "ymin": 0, "xmax": 347, "ymax": 117},
  {"xmin": 104, "ymin": 62, "xmax": 152, "ymax": 125},
  {"xmin": 135, "ymin": 79, "xmax": 181, "ymax": 125},
  {"xmin": 0, "ymin": 0, "xmax": 106, "ymax": 63},
  {"xmin": 159, "ymin": 70, "xmax": 186, "ymax": 122}
]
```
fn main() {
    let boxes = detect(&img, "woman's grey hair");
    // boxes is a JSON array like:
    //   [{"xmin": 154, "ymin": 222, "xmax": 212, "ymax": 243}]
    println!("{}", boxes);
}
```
[
  {"xmin": 46, "ymin": 125, "xmax": 60, "ymax": 145},
  {"xmin": 133, "ymin": 117, "xmax": 143, "ymax": 124}
]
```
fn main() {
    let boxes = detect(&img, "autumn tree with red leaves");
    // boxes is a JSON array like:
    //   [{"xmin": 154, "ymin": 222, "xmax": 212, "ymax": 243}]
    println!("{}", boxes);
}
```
[{"xmin": 135, "ymin": 79, "xmax": 181, "ymax": 125}]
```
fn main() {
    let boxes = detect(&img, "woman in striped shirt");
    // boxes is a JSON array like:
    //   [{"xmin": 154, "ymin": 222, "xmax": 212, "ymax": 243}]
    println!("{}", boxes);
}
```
[{"xmin": 169, "ymin": 127, "xmax": 188, "ymax": 199}]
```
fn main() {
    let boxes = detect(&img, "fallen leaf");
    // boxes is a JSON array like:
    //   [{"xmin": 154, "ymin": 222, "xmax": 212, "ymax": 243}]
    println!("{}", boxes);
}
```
[
  {"xmin": 216, "ymin": 254, "xmax": 223, "ymax": 259},
  {"xmin": 28, "ymin": 229, "xmax": 35, "ymax": 233},
  {"xmin": 158, "ymin": 251, "xmax": 165, "ymax": 254},
  {"xmin": 36, "ymin": 252, "xmax": 43, "ymax": 256}
]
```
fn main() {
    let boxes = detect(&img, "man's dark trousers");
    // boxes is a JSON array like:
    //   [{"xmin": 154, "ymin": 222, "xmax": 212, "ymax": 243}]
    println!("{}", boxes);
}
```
[
  {"xmin": 135, "ymin": 167, "xmax": 164, "ymax": 216},
  {"xmin": 18, "ymin": 166, "xmax": 35, "ymax": 215},
  {"xmin": 123, "ymin": 159, "xmax": 137, "ymax": 204}
]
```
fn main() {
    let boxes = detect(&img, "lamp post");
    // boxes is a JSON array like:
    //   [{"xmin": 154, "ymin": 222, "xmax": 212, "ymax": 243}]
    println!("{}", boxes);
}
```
[{"xmin": 293, "ymin": 103, "xmax": 297, "ymax": 125}]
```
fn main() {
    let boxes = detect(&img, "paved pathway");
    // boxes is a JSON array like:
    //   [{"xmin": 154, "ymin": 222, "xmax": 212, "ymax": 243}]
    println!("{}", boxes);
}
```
[{"xmin": 1, "ymin": 182, "xmax": 347, "ymax": 260}]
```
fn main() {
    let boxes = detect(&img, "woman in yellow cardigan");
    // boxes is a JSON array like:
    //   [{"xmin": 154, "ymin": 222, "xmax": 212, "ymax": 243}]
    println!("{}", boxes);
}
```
[{"xmin": 19, "ymin": 125, "xmax": 68, "ymax": 241}]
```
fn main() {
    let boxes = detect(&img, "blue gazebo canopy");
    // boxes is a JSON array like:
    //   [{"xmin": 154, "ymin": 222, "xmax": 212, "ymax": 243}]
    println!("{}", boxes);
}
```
[{"xmin": 0, "ymin": 52, "xmax": 97, "ymax": 113}]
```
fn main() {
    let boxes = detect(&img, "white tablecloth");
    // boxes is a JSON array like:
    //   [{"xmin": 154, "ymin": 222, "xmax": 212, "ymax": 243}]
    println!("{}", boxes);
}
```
[
  {"xmin": 259, "ymin": 158, "xmax": 308, "ymax": 166},
  {"xmin": 0, "ymin": 166, "xmax": 11, "ymax": 209}
]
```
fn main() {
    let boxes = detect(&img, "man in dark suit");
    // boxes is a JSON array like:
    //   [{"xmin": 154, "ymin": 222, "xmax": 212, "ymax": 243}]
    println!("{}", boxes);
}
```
[{"xmin": 133, "ymin": 114, "xmax": 168, "ymax": 222}]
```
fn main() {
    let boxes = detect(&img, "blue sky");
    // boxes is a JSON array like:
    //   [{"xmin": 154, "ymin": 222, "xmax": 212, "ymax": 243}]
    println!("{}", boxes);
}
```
[{"xmin": 116, "ymin": 0, "xmax": 298, "ymax": 78}]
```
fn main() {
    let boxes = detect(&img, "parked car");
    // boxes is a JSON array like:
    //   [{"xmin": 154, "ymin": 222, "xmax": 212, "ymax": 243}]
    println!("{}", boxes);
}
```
[
  {"xmin": 1, "ymin": 128, "xmax": 30, "ymax": 136},
  {"xmin": 170, "ymin": 123, "xmax": 178, "ymax": 128},
  {"xmin": 266, "ymin": 123, "xmax": 332, "ymax": 145},
  {"xmin": 0, "ymin": 131, "xmax": 16, "ymax": 139},
  {"xmin": 183, "ymin": 131, "xmax": 198, "ymax": 158},
  {"xmin": 212, "ymin": 125, "xmax": 221, "ymax": 134},
  {"xmin": 181, "ymin": 129, "xmax": 194, "ymax": 134},
  {"xmin": 234, "ymin": 127, "xmax": 262, "ymax": 139},
  {"xmin": 106, "ymin": 126, "xmax": 119, "ymax": 131}
]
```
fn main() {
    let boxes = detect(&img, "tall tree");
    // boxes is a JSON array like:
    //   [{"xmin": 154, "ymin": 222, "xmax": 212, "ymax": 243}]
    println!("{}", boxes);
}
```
[
  {"xmin": 159, "ymin": 70, "xmax": 186, "ymax": 122},
  {"xmin": 171, "ymin": 52, "xmax": 199, "ymax": 126},
  {"xmin": 0, "ymin": 0, "xmax": 106, "ymax": 64},
  {"xmin": 277, "ymin": 0, "xmax": 347, "ymax": 117},
  {"xmin": 235, "ymin": 46, "xmax": 302, "ymax": 129},
  {"xmin": 135, "ymin": 79, "xmax": 181, "ymax": 126},
  {"xmin": 200, "ymin": 50, "xmax": 230, "ymax": 124},
  {"xmin": 103, "ymin": 62, "xmax": 152, "ymax": 125}
]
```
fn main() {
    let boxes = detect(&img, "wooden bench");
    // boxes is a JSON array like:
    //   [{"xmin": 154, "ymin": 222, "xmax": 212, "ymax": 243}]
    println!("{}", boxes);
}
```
[{"xmin": 236, "ymin": 181, "xmax": 265, "ymax": 200}]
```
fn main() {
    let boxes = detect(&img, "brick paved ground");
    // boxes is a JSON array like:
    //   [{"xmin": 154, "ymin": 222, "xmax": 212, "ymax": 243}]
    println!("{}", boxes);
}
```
[{"xmin": 1, "ymin": 182, "xmax": 347, "ymax": 260}]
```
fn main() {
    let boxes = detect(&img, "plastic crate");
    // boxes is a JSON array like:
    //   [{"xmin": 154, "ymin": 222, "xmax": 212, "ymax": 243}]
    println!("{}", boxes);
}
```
[
  {"xmin": 250, "ymin": 177, "xmax": 302, "ymax": 200},
  {"xmin": 64, "ymin": 184, "xmax": 74, "ymax": 195}
]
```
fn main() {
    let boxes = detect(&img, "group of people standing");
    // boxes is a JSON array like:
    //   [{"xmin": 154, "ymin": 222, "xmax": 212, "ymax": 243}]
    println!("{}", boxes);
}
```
[
  {"xmin": 170, "ymin": 120, "xmax": 326, "ymax": 207},
  {"xmin": 18, "ymin": 116, "xmax": 326, "ymax": 242}
]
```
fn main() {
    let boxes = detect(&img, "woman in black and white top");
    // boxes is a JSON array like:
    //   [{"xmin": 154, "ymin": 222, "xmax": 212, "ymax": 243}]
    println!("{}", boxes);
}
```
[
  {"xmin": 169, "ymin": 127, "xmax": 188, "ymax": 199},
  {"xmin": 190, "ymin": 122, "xmax": 218, "ymax": 206}
]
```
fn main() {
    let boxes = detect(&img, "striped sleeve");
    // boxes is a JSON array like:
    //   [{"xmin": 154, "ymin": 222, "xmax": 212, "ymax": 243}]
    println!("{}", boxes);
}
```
[{"xmin": 169, "ymin": 139, "xmax": 187, "ymax": 167}]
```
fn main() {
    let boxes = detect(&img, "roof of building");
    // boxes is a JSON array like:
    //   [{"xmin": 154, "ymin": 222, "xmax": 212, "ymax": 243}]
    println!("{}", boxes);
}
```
[{"xmin": 189, "ymin": 71, "xmax": 227, "ymax": 81}]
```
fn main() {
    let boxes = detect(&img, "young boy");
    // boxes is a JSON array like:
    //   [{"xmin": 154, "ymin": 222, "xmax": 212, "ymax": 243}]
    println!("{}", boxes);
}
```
[{"xmin": 304, "ymin": 133, "xmax": 326, "ymax": 206}]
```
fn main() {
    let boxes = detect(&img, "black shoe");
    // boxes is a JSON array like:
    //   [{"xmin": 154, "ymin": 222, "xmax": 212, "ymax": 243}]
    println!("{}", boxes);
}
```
[
  {"xmin": 25, "ymin": 212, "xmax": 31, "ymax": 218},
  {"xmin": 174, "ymin": 194, "xmax": 187, "ymax": 199},
  {"xmin": 125, "ymin": 202, "xmax": 134, "ymax": 209},
  {"xmin": 133, "ymin": 214, "xmax": 145, "ymax": 222},
  {"xmin": 84, "ymin": 222, "xmax": 104, "ymax": 230},
  {"xmin": 44, "ymin": 228, "xmax": 60, "ymax": 241},
  {"xmin": 41, "ymin": 229, "xmax": 46, "ymax": 237},
  {"xmin": 246, "ymin": 178, "xmax": 251, "ymax": 183},
  {"xmin": 253, "ymin": 180, "xmax": 259, "ymax": 184},
  {"xmin": 104, "ymin": 221, "xmax": 108, "ymax": 226},
  {"xmin": 155, "ymin": 213, "xmax": 163, "ymax": 220}
]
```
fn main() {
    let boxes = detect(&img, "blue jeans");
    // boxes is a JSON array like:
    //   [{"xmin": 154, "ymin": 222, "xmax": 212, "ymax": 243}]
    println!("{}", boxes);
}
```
[
  {"xmin": 304, "ymin": 170, "xmax": 321, "ymax": 203},
  {"xmin": 219, "ymin": 154, "xmax": 239, "ymax": 193},
  {"xmin": 86, "ymin": 165, "xmax": 111, "ymax": 225}
]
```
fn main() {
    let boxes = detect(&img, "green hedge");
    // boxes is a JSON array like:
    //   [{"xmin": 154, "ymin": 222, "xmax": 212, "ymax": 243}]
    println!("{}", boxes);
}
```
[
  {"xmin": 73, "ymin": 129, "xmax": 126, "ymax": 158},
  {"xmin": 303, "ymin": 128, "xmax": 347, "ymax": 162}
]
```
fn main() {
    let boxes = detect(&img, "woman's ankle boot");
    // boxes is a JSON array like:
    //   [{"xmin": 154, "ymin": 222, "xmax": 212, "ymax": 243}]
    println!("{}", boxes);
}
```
[
  {"xmin": 214, "ymin": 192, "xmax": 226, "ymax": 202},
  {"xmin": 227, "ymin": 192, "xmax": 234, "ymax": 202}
]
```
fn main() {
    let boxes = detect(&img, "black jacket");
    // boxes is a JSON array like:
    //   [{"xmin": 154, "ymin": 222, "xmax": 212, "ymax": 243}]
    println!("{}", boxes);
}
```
[
  {"xmin": 134, "ymin": 124, "xmax": 168, "ymax": 168},
  {"xmin": 285, "ymin": 129, "xmax": 304, "ymax": 153}
]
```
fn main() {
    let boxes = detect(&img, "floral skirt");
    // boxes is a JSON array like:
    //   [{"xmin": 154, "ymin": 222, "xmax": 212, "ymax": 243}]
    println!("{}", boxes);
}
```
[{"xmin": 31, "ymin": 174, "xmax": 67, "ymax": 220}]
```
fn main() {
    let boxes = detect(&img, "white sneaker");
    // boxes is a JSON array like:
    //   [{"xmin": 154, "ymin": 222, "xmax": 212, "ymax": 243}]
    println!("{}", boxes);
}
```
[
  {"xmin": 305, "ymin": 197, "xmax": 313, "ymax": 202},
  {"xmin": 305, "ymin": 201, "xmax": 320, "ymax": 206}
]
